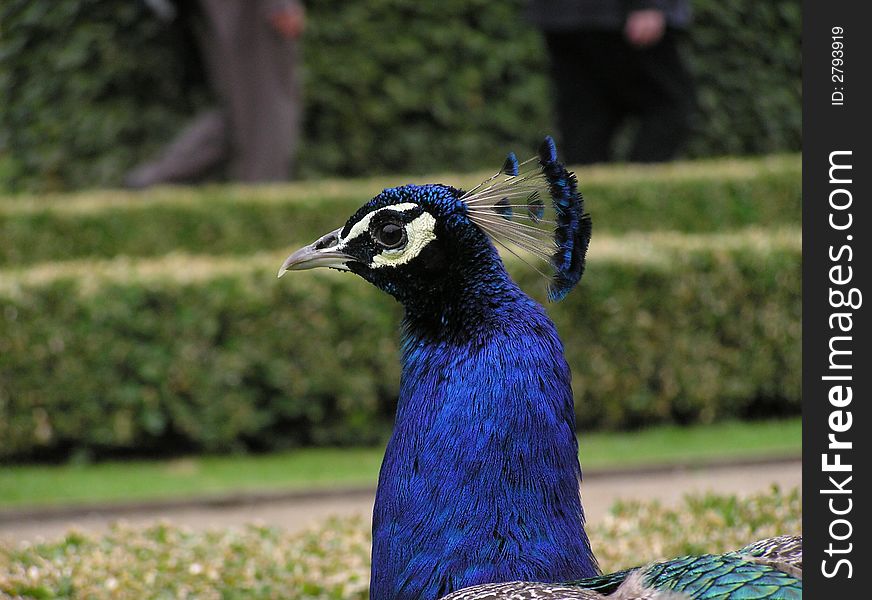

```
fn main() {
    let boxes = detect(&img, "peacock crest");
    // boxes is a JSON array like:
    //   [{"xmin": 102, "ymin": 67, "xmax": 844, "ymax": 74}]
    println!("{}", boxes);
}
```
[{"xmin": 461, "ymin": 136, "xmax": 592, "ymax": 301}]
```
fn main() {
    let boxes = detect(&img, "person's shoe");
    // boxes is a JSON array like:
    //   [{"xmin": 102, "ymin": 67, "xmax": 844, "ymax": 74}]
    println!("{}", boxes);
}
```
[{"xmin": 123, "ymin": 161, "xmax": 169, "ymax": 189}]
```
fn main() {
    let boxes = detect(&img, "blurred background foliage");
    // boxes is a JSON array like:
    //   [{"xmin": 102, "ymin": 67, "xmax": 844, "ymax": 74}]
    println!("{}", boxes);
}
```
[
  {"xmin": 0, "ymin": 0, "xmax": 801, "ymax": 193},
  {"xmin": 0, "ymin": 0, "xmax": 801, "ymax": 463}
]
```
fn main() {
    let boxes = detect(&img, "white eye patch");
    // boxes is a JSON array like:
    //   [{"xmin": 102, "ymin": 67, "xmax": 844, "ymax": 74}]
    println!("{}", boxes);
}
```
[
  {"xmin": 339, "ymin": 203, "xmax": 420, "ymax": 247},
  {"xmin": 371, "ymin": 212, "xmax": 437, "ymax": 268},
  {"xmin": 338, "ymin": 203, "xmax": 438, "ymax": 269}
]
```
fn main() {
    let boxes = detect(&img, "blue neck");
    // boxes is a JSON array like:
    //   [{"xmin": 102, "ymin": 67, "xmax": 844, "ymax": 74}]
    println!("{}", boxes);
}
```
[{"xmin": 370, "ymin": 276, "xmax": 598, "ymax": 600}]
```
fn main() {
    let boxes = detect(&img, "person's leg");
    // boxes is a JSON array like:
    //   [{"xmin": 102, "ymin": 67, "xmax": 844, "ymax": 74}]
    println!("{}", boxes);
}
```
[
  {"xmin": 624, "ymin": 30, "xmax": 696, "ymax": 162},
  {"xmin": 544, "ymin": 30, "xmax": 621, "ymax": 165},
  {"xmin": 124, "ymin": 109, "xmax": 228, "ymax": 188},
  {"xmin": 233, "ymin": 3, "xmax": 301, "ymax": 182},
  {"xmin": 123, "ymin": 4, "xmax": 233, "ymax": 188},
  {"xmin": 200, "ymin": 0, "xmax": 300, "ymax": 182}
]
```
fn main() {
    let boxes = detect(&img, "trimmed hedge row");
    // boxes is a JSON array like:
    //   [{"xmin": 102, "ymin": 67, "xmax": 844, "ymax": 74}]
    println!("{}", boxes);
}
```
[
  {"xmin": 0, "ymin": 0, "xmax": 801, "ymax": 192},
  {"xmin": 0, "ymin": 228, "xmax": 801, "ymax": 460},
  {"xmin": 0, "ymin": 156, "xmax": 800, "ymax": 267}
]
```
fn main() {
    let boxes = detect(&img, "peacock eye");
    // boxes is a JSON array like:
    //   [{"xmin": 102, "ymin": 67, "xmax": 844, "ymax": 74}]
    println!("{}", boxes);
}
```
[{"xmin": 373, "ymin": 221, "xmax": 407, "ymax": 250}]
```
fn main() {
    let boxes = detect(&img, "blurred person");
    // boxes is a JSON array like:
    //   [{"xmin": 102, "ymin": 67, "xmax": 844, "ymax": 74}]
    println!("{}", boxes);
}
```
[
  {"xmin": 126, "ymin": 0, "xmax": 305, "ymax": 188},
  {"xmin": 527, "ymin": 0, "xmax": 696, "ymax": 164}
]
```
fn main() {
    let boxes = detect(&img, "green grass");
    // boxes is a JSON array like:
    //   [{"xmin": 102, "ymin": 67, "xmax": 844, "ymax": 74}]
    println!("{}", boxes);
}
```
[
  {"xmin": 577, "ymin": 418, "xmax": 801, "ymax": 469},
  {"xmin": 0, "ymin": 419, "xmax": 800, "ymax": 509}
]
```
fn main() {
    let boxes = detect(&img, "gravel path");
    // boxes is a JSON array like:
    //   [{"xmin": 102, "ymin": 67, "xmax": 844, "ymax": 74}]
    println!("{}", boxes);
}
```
[{"xmin": 0, "ymin": 459, "xmax": 800, "ymax": 545}]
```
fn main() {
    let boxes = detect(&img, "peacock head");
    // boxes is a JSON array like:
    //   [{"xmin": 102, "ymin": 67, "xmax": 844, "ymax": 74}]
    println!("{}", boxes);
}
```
[{"xmin": 278, "ymin": 137, "xmax": 591, "ymax": 311}]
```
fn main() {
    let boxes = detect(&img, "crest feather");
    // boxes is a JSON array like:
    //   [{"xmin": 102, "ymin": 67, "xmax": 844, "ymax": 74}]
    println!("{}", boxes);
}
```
[{"xmin": 461, "ymin": 136, "xmax": 591, "ymax": 301}]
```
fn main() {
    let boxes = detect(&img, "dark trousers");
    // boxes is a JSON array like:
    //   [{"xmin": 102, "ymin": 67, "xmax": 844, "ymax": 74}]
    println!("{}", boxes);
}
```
[{"xmin": 544, "ymin": 29, "xmax": 696, "ymax": 164}]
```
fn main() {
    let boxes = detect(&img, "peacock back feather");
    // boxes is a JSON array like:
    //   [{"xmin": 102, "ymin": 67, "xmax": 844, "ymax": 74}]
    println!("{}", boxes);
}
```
[{"xmin": 441, "ymin": 536, "xmax": 802, "ymax": 599}]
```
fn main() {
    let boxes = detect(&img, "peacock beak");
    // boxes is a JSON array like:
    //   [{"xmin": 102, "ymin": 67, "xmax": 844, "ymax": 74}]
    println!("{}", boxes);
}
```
[{"xmin": 277, "ymin": 227, "xmax": 354, "ymax": 277}]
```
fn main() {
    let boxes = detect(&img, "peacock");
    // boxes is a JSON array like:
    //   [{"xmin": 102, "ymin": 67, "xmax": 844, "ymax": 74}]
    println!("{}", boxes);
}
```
[{"xmin": 277, "ymin": 137, "xmax": 802, "ymax": 600}]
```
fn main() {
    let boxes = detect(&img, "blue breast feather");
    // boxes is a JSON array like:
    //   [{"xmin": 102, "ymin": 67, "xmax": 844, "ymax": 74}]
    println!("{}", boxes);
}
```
[{"xmin": 370, "ymin": 282, "xmax": 598, "ymax": 600}]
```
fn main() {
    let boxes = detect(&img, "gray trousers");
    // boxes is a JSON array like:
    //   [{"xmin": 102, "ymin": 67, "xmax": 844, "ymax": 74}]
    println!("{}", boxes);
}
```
[{"xmin": 128, "ymin": 0, "xmax": 301, "ymax": 185}]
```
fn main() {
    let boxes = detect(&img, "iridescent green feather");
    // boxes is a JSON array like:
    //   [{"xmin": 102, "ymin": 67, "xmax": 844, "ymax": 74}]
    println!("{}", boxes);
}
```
[
  {"xmin": 641, "ymin": 555, "xmax": 801, "ymax": 599},
  {"xmin": 567, "ymin": 553, "xmax": 801, "ymax": 599}
]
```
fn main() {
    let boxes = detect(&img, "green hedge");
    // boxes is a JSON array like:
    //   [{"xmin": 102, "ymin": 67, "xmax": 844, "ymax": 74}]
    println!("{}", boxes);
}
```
[
  {"xmin": 0, "ymin": 0, "xmax": 801, "ymax": 192},
  {"xmin": 0, "ymin": 155, "xmax": 800, "ymax": 267},
  {"xmin": 0, "ymin": 228, "xmax": 800, "ymax": 461}
]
